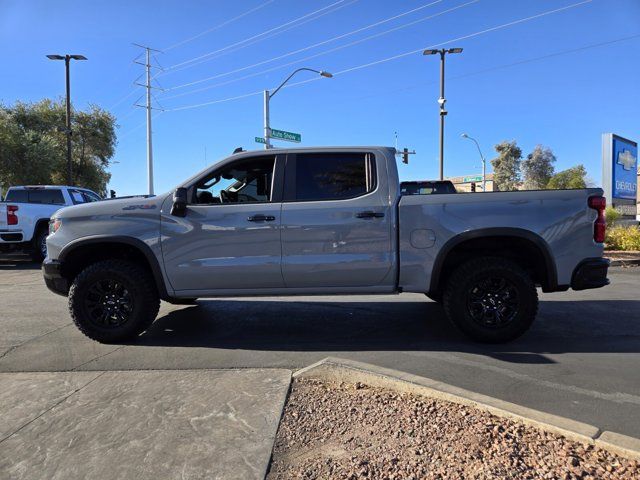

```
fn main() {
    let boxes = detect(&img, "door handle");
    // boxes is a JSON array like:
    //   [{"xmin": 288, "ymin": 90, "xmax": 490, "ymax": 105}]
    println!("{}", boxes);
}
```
[
  {"xmin": 247, "ymin": 214, "xmax": 276, "ymax": 222},
  {"xmin": 356, "ymin": 211, "xmax": 385, "ymax": 219}
]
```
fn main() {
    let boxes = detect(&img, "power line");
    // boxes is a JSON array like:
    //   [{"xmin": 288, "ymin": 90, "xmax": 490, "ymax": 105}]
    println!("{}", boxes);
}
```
[
  {"xmin": 158, "ymin": 0, "xmax": 359, "ymax": 81},
  {"xmin": 162, "ymin": 0, "xmax": 477, "ymax": 98},
  {"xmin": 163, "ymin": 0, "xmax": 275, "ymax": 51},
  {"xmin": 164, "ymin": 0, "xmax": 450, "ymax": 92},
  {"xmin": 337, "ymin": 33, "xmax": 640, "ymax": 102},
  {"xmin": 162, "ymin": 0, "xmax": 355, "ymax": 73},
  {"xmin": 165, "ymin": 0, "xmax": 594, "ymax": 112},
  {"xmin": 169, "ymin": 89, "xmax": 265, "ymax": 112},
  {"xmin": 118, "ymin": 112, "xmax": 164, "ymax": 142}
]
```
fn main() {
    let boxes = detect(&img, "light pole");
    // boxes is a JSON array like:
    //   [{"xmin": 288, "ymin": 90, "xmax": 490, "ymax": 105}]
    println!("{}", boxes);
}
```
[
  {"xmin": 461, "ymin": 133, "xmax": 486, "ymax": 192},
  {"xmin": 263, "ymin": 68, "xmax": 332, "ymax": 149},
  {"xmin": 423, "ymin": 48, "xmax": 463, "ymax": 180},
  {"xmin": 46, "ymin": 54, "xmax": 87, "ymax": 186}
]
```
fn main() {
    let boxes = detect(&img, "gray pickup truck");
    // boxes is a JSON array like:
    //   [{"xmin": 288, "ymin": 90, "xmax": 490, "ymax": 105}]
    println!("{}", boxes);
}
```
[{"xmin": 43, "ymin": 146, "xmax": 609, "ymax": 344}]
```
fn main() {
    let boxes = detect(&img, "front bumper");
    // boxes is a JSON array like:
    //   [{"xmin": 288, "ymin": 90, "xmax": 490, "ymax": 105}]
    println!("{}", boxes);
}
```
[
  {"xmin": 42, "ymin": 259, "xmax": 69, "ymax": 296},
  {"xmin": 571, "ymin": 257, "xmax": 610, "ymax": 291}
]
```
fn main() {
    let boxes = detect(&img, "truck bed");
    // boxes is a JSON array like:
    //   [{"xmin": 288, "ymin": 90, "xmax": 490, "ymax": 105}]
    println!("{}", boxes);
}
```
[{"xmin": 398, "ymin": 188, "xmax": 603, "ymax": 294}]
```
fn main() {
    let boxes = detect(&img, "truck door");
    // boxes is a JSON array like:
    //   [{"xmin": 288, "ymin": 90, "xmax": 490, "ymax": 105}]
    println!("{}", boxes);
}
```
[
  {"xmin": 160, "ymin": 154, "xmax": 285, "ymax": 292},
  {"xmin": 280, "ymin": 151, "xmax": 394, "ymax": 288}
]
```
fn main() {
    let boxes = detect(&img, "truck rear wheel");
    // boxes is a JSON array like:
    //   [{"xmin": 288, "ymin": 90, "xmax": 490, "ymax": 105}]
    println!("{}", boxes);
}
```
[
  {"xmin": 30, "ymin": 227, "xmax": 48, "ymax": 263},
  {"xmin": 443, "ymin": 257, "xmax": 538, "ymax": 343},
  {"xmin": 68, "ymin": 260, "xmax": 160, "ymax": 343}
]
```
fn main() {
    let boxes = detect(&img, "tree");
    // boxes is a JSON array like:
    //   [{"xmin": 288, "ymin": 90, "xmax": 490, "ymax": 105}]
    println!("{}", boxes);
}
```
[
  {"xmin": 547, "ymin": 165, "xmax": 587, "ymax": 189},
  {"xmin": 0, "ymin": 99, "xmax": 115, "ymax": 195},
  {"xmin": 522, "ymin": 145, "xmax": 555, "ymax": 190},
  {"xmin": 491, "ymin": 141, "xmax": 522, "ymax": 191}
]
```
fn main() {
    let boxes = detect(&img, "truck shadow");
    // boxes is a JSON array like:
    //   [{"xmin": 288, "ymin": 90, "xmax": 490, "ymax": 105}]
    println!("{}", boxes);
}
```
[
  {"xmin": 135, "ymin": 298, "xmax": 640, "ymax": 360},
  {"xmin": 0, "ymin": 255, "xmax": 40, "ymax": 270}
]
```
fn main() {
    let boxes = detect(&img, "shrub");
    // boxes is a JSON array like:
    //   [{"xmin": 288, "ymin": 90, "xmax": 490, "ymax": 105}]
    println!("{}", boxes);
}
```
[
  {"xmin": 606, "ymin": 225, "xmax": 640, "ymax": 251},
  {"xmin": 605, "ymin": 206, "xmax": 621, "ymax": 227}
]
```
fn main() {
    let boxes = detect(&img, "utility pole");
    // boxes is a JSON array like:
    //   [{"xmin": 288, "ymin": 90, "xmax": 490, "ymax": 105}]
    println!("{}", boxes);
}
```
[
  {"xmin": 46, "ymin": 54, "xmax": 87, "ymax": 185},
  {"xmin": 134, "ymin": 44, "xmax": 163, "ymax": 196},
  {"xmin": 423, "ymin": 48, "xmax": 463, "ymax": 180}
]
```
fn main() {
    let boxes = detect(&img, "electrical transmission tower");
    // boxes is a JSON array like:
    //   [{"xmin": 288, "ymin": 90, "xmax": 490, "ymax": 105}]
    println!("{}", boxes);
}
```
[{"xmin": 133, "ymin": 44, "xmax": 163, "ymax": 196}]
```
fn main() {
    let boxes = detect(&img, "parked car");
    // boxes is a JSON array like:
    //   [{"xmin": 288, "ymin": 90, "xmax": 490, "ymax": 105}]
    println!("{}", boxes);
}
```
[
  {"xmin": 400, "ymin": 180, "xmax": 457, "ymax": 195},
  {"xmin": 43, "ymin": 147, "xmax": 609, "ymax": 344},
  {"xmin": 0, "ymin": 185, "xmax": 102, "ymax": 261}
]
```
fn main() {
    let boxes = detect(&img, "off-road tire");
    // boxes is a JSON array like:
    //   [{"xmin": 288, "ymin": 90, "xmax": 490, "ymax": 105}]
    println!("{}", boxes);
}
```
[
  {"xmin": 443, "ymin": 257, "xmax": 538, "ymax": 343},
  {"xmin": 69, "ymin": 259, "xmax": 160, "ymax": 343},
  {"xmin": 30, "ymin": 227, "xmax": 48, "ymax": 263}
]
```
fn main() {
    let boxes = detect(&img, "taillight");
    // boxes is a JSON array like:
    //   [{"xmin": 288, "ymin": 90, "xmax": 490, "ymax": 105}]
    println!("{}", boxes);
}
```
[
  {"xmin": 588, "ymin": 195, "xmax": 606, "ymax": 243},
  {"xmin": 7, "ymin": 205, "xmax": 18, "ymax": 225}
]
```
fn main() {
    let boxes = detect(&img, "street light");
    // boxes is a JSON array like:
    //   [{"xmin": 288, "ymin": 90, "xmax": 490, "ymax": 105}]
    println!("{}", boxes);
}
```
[
  {"xmin": 47, "ymin": 54, "xmax": 87, "ymax": 185},
  {"xmin": 423, "ymin": 47, "xmax": 463, "ymax": 180},
  {"xmin": 263, "ymin": 68, "xmax": 332, "ymax": 149},
  {"xmin": 461, "ymin": 133, "xmax": 486, "ymax": 192}
]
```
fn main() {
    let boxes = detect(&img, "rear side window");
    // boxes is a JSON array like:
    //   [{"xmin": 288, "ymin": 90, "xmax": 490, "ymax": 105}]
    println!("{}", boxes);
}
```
[
  {"xmin": 4, "ymin": 189, "xmax": 28, "ymax": 203},
  {"xmin": 4, "ymin": 189, "xmax": 64, "ymax": 204},
  {"xmin": 290, "ymin": 152, "xmax": 376, "ymax": 201},
  {"xmin": 27, "ymin": 189, "xmax": 65, "ymax": 204}
]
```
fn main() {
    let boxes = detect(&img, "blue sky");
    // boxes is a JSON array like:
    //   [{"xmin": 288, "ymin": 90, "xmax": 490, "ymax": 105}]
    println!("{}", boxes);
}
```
[{"xmin": 1, "ymin": 0, "xmax": 639, "ymax": 195}]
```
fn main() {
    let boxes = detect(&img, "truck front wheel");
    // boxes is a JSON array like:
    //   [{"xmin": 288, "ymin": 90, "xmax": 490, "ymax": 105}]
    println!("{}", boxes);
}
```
[
  {"xmin": 68, "ymin": 260, "xmax": 160, "ymax": 343},
  {"xmin": 443, "ymin": 257, "xmax": 538, "ymax": 343}
]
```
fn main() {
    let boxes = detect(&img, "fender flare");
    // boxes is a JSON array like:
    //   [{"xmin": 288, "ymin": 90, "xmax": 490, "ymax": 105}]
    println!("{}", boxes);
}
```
[
  {"xmin": 59, "ymin": 235, "xmax": 170, "ymax": 299},
  {"xmin": 428, "ymin": 227, "xmax": 559, "ymax": 294}
]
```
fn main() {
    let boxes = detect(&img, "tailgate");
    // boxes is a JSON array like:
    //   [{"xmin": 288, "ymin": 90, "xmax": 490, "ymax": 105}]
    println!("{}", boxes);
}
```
[{"xmin": 0, "ymin": 204, "xmax": 6, "ymax": 228}]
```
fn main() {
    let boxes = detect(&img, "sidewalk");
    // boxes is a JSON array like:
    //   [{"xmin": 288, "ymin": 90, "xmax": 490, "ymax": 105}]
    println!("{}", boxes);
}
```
[{"xmin": 0, "ymin": 369, "xmax": 291, "ymax": 480}]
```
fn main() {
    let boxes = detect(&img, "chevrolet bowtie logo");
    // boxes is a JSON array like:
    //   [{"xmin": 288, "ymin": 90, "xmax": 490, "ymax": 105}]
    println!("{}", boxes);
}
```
[{"xmin": 617, "ymin": 149, "xmax": 636, "ymax": 171}]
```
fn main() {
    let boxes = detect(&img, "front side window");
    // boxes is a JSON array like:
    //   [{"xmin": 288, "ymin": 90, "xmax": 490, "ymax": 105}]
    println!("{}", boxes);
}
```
[
  {"xmin": 82, "ymin": 190, "xmax": 102, "ymax": 202},
  {"xmin": 292, "ymin": 152, "xmax": 375, "ymax": 201},
  {"xmin": 69, "ymin": 190, "xmax": 86, "ymax": 204},
  {"xmin": 193, "ymin": 157, "xmax": 275, "ymax": 205}
]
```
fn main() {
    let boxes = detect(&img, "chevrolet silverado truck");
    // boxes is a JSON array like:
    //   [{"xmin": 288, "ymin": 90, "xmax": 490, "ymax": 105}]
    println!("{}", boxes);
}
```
[
  {"xmin": 42, "ymin": 147, "xmax": 609, "ymax": 344},
  {"xmin": 1, "ymin": 185, "xmax": 102, "ymax": 261}
]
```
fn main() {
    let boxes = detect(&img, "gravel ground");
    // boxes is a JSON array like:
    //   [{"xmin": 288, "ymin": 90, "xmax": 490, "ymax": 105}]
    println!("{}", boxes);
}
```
[{"xmin": 267, "ymin": 378, "xmax": 639, "ymax": 480}]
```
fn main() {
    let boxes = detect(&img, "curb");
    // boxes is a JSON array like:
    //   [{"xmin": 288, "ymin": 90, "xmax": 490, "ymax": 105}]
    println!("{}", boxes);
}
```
[
  {"xmin": 294, "ymin": 357, "xmax": 640, "ymax": 461},
  {"xmin": 608, "ymin": 258, "xmax": 640, "ymax": 267}
]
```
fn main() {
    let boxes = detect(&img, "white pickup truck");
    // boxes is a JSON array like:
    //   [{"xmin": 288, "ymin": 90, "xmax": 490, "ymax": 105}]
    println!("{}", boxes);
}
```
[
  {"xmin": 43, "ymin": 147, "xmax": 610, "ymax": 344},
  {"xmin": 0, "ymin": 185, "xmax": 102, "ymax": 261}
]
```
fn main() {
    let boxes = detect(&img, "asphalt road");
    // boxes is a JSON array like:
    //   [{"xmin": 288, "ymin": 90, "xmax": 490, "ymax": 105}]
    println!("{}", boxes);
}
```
[{"xmin": 1, "ymin": 254, "xmax": 639, "ymax": 439}]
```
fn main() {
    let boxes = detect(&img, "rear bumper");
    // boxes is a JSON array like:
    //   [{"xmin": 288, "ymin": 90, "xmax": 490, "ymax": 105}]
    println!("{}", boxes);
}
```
[
  {"xmin": 0, "ymin": 231, "xmax": 24, "ymax": 242},
  {"xmin": 571, "ymin": 257, "xmax": 610, "ymax": 291},
  {"xmin": 42, "ymin": 259, "xmax": 69, "ymax": 296}
]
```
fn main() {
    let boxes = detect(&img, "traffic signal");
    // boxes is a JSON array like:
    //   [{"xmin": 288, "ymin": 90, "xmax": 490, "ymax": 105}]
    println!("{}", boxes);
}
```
[
  {"xmin": 402, "ymin": 148, "xmax": 409, "ymax": 164},
  {"xmin": 470, "ymin": 182, "xmax": 476, "ymax": 192}
]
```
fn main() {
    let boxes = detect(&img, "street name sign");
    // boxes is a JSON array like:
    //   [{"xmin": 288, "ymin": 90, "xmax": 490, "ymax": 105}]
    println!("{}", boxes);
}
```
[
  {"xmin": 463, "ymin": 175, "xmax": 483, "ymax": 183},
  {"xmin": 271, "ymin": 129, "xmax": 301, "ymax": 143},
  {"xmin": 255, "ymin": 137, "xmax": 266, "ymax": 144}
]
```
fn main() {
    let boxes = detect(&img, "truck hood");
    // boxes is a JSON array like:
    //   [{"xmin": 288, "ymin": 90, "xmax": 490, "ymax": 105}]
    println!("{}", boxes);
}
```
[{"xmin": 54, "ymin": 193, "xmax": 171, "ymax": 219}]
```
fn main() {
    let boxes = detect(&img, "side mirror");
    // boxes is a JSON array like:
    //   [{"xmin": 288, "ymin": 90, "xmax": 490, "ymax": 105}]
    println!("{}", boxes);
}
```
[{"xmin": 170, "ymin": 187, "xmax": 188, "ymax": 217}]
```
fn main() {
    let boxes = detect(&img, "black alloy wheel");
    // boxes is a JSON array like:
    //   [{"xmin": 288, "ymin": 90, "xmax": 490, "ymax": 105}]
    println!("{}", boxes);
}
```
[{"xmin": 466, "ymin": 276, "xmax": 519, "ymax": 328}]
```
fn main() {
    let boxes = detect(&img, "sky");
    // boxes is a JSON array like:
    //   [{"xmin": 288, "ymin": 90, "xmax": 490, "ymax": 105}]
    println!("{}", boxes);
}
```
[{"xmin": 1, "ymin": 0, "xmax": 639, "ymax": 195}]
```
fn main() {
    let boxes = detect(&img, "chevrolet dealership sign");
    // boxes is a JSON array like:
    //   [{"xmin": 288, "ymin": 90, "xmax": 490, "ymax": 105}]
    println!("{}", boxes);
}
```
[{"xmin": 602, "ymin": 133, "xmax": 638, "ymax": 217}]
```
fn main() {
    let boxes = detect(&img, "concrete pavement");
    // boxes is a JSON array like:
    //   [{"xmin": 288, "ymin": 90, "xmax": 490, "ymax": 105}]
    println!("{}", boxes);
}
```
[
  {"xmin": 1, "ymin": 255, "xmax": 639, "ymax": 441},
  {"xmin": 0, "ymin": 369, "xmax": 291, "ymax": 480}
]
